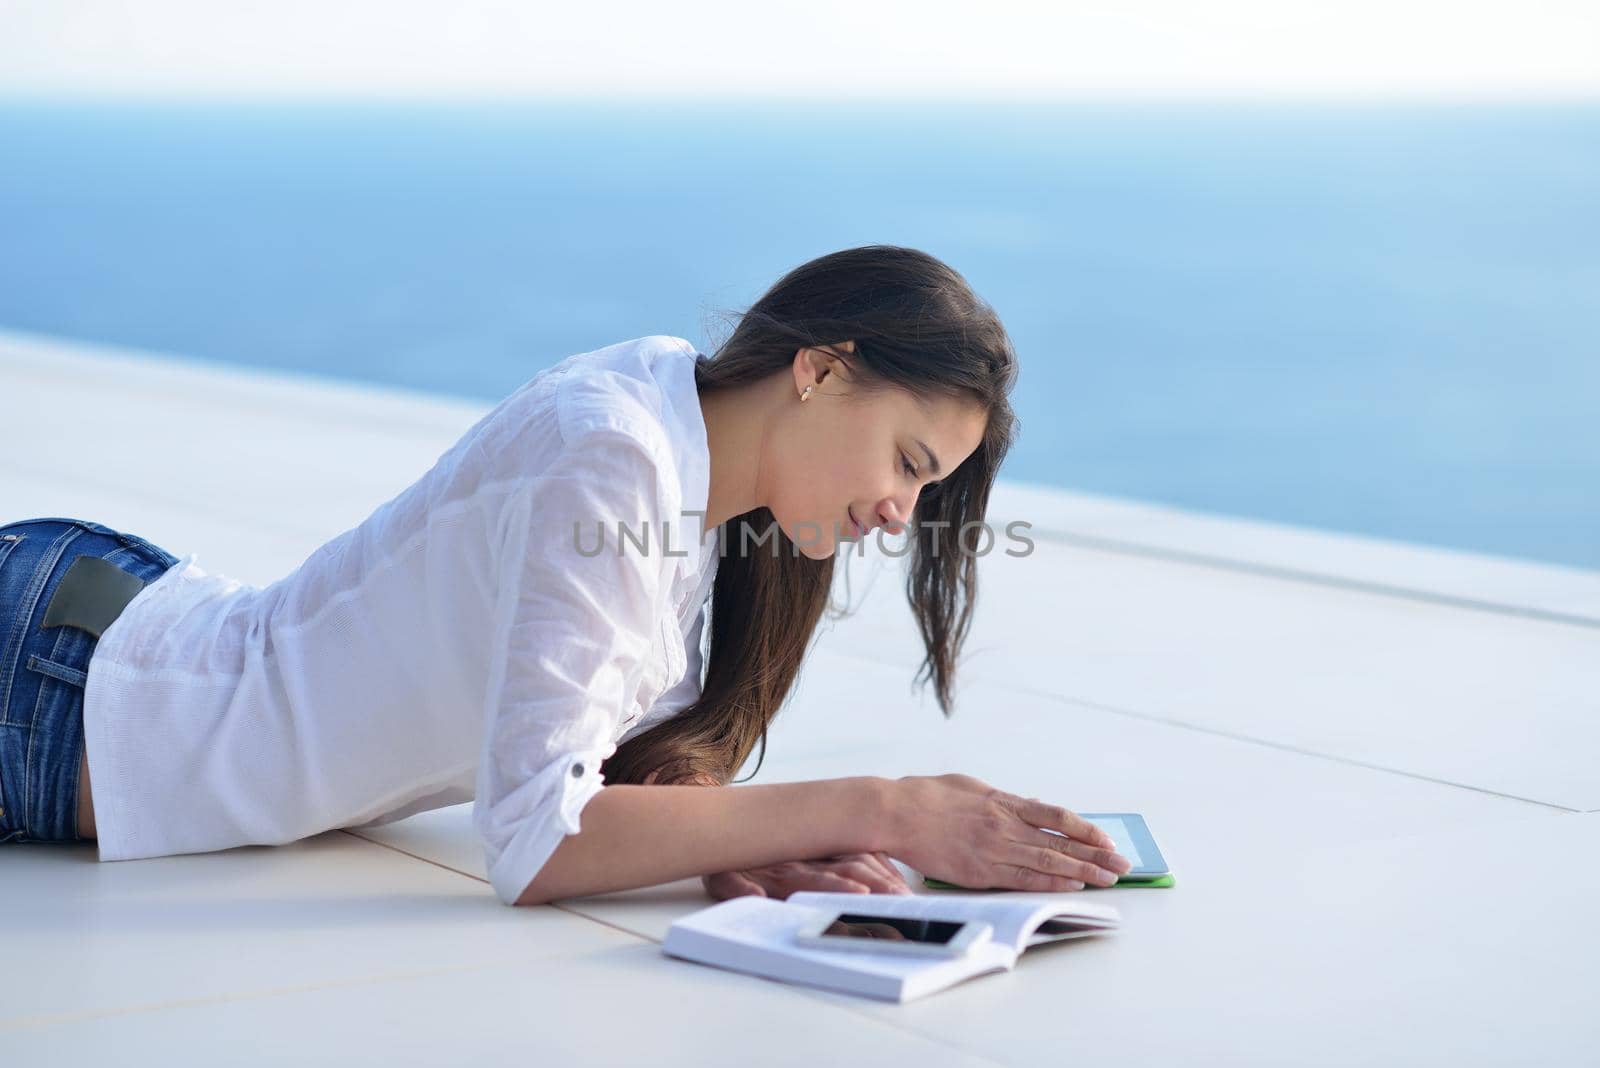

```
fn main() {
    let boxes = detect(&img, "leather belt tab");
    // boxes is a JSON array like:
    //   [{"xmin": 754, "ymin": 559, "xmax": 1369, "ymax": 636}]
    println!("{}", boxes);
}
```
[{"xmin": 41, "ymin": 556, "xmax": 148, "ymax": 640}]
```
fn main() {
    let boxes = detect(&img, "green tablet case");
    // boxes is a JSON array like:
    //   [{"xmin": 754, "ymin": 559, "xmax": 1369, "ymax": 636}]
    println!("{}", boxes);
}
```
[{"xmin": 923, "ymin": 873, "xmax": 1175, "ymax": 891}]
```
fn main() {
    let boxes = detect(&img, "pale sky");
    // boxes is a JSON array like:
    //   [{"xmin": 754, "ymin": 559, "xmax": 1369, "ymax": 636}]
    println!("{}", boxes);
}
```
[{"xmin": 0, "ymin": 0, "xmax": 1596, "ymax": 99}]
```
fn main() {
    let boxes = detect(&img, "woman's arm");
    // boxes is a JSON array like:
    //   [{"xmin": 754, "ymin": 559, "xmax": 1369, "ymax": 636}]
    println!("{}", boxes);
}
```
[
  {"xmin": 639, "ymin": 765, "xmax": 909, "ymax": 898},
  {"xmin": 515, "ymin": 772, "xmax": 1132, "ymax": 907},
  {"xmin": 515, "ymin": 776, "xmax": 891, "ymax": 906}
]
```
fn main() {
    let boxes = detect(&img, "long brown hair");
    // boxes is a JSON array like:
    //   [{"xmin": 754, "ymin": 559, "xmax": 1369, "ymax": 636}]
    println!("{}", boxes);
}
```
[{"xmin": 601, "ymin": 245, "xmax": 1020, "ymax": 787}]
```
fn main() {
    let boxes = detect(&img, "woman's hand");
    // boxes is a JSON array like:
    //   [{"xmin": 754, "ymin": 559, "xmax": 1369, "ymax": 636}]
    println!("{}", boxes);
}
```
[
  {"xmin": 703, "ymin": 851, "xmax": 912, "ymax": 901},
  {"xmin": 887, "ymin": 773, "xmax": 1134, "ymax": 892}
]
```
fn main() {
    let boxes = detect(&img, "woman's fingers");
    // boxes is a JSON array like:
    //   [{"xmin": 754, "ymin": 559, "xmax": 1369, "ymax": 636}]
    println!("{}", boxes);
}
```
[
  {"xmin": 1008, "ymin": 795, "xmax": 1117, "ymax": 851},
  {"xmin": 869, "ymin": 851, "xmax": 914, "ymax": 892},
  {"xmin": 852, "ymin": 852, "xmax": 912, "ymax": 892},
  {"xmin": 999, "ymin": 864, "xmax": 1086, "ymax": 893},
  {"xmin": 737, "ymin": 861, "xmax": 873, "ymax": 899},
  {"xmin": 1028, "ymin": 827, "xmax": 1132, "ymax": 880},
  {"xmin": 704, "ymin": 869, "xmax": 767, "ymax": 901},
  {"xmin": 776, "ymin": 870, "xmax": 871, "ymax": 897},
  {"xmin": 719, "ymin": 856, "xmax": 915, "ymax": 901},
  {"xmin": 708, "ymin": 865, "xmax": 867, "ymax": 901},
  {"xmin": 827, "ymin": 857, "xmax": 907, "ymax": 894},
  {"xmin": 1004, "ymin": 839, "xmax": 1119, "ymax": 888}
]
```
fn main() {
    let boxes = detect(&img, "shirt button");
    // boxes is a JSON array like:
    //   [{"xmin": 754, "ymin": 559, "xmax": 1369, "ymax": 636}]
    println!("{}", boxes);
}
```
[{"xmin": 571, "ymin": 762, "xmax": 585, "ymax": 778}]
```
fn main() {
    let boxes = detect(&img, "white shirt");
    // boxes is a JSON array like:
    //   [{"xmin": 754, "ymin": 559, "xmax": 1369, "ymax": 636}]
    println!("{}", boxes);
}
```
[{"xmin": 82, "ymin": 334, "xmax": 718, "ymax": 906}]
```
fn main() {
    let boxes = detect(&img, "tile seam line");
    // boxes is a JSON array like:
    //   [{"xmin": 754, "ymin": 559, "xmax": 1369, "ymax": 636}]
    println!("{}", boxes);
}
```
[
  {"xmin": 983, "ymin": 673, "xmax": 1585, "ymax": 813},
  {"xmin": 1020, "ymin": 527, "xmax": 1600, "ymax": 630},
  {"xmin": 736, "ymin": 979, "xmax": 1016, "ymax": 1067},
  {"xmin": 340, "ymin": 833, "xmax": 1009, "ymax": 1060},
  {"xmin": 821, "ymin": 647, "xmax": 1583, "ymax": 813},
  {"xmin": 337, "ymin": 828, "xmax": 657, "ymax": 941}
]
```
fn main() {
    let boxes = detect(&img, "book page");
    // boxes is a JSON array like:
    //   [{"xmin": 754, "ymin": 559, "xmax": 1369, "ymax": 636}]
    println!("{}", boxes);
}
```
[
  {"xmin": 1026, "ymin": 922, "xmax": 1118, "ymax": 948},
  {"xmin": 997, "ymin": 898, "xmax": 1121, "ymax": 951}
]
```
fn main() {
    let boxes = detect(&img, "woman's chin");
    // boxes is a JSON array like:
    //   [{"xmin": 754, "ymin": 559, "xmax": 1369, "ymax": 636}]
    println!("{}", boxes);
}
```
[
  {"xmin": 780, "ymin": 520, "xmax": 843, "ymax": 560},
  {"xmin": 797, "ymin": 538, "xmax": 837, "ymax": 561}
]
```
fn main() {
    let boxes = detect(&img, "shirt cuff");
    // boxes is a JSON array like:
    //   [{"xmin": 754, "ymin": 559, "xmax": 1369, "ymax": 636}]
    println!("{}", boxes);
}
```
[{"xmin": 480, "ymin": 746, "xmax": 611, "ymax": 906}]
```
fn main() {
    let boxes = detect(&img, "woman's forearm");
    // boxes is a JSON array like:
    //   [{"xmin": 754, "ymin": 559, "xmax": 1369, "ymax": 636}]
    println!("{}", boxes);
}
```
[{"xmin": 515, "ymin": 776, "xmax": 895, "ymax": 906}]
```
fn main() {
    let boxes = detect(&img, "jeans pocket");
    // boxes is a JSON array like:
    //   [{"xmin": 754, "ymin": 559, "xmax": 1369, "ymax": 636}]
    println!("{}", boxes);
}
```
[{"xmin": 25, "ymin": 654, "xmax": 89, "ymax": 689}]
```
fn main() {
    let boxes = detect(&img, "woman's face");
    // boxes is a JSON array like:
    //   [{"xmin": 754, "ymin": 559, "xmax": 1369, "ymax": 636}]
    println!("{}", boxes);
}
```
[{"xmin": 770, "ymin": 343, "xmax": 991, "ymax": 560}]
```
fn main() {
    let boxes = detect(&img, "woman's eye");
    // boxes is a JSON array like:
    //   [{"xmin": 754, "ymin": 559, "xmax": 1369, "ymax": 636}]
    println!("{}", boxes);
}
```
[{"xmin": 901, "ymin": 454, "xmax": 918, "ymax": 479}]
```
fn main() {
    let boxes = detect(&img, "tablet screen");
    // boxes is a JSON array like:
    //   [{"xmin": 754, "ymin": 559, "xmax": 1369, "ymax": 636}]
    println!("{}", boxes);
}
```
[{"xmin": 1087, "ymin": 815, "xmax": 1145, "ymax": 868}]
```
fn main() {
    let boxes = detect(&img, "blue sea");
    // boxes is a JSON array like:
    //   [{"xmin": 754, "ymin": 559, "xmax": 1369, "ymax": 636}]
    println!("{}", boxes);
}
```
[{"xmin": 2, "ymin": 99, "xmax": 1595, "ymax": 571}]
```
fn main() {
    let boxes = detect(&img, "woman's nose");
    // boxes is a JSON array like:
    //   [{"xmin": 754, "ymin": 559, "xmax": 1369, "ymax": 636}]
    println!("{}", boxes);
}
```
[{"xmin": 876, "ymin": 495, "xmax": 913, "ymax": 535}]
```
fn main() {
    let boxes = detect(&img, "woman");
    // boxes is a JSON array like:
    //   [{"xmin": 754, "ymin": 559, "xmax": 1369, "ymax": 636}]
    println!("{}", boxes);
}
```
[{"xmin": 1, "ymin": 245, "xmax": 1132, "ymax": 906}]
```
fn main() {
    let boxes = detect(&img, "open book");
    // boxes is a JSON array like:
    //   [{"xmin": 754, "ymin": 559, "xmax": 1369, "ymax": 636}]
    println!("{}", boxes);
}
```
[{"xmin": 662, "ymin": 891, "xmax": 1121, "ymax": 1003}]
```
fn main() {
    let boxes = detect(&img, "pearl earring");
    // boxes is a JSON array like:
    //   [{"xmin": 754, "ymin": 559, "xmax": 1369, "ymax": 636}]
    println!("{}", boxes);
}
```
[{"xmin": 801, "ymin": 386, "xmax": 813, "ymax": 401}]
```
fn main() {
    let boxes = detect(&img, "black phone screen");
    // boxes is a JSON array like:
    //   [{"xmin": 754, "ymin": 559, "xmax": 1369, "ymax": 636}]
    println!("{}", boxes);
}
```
[{"xmin": 821, "ymin": 914, "xmax": 968, "ymax": 943}]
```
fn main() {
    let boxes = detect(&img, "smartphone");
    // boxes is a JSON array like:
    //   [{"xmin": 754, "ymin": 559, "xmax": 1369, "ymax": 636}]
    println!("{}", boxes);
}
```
[{"xmin": 792, "ymin": 911, "xmax": 993, "ymax": 958}]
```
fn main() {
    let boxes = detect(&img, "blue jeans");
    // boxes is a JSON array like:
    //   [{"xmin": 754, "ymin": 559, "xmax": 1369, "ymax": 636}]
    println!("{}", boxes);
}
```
[{"xmin": 0, "ymin": 517, "xmax": 180, "ymax": 845}]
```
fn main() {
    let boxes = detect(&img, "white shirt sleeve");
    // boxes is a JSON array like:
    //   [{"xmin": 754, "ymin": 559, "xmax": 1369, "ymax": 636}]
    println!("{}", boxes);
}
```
[{"xmin": 474, "ymin": 419, "xmax": 680, "ymax": 906}]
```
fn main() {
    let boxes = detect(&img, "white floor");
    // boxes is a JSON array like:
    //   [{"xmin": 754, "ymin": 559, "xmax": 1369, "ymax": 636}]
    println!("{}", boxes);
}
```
[{"xmin": 4, "ymin": 326, "xmax": 1597, "ymax": 1065}]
